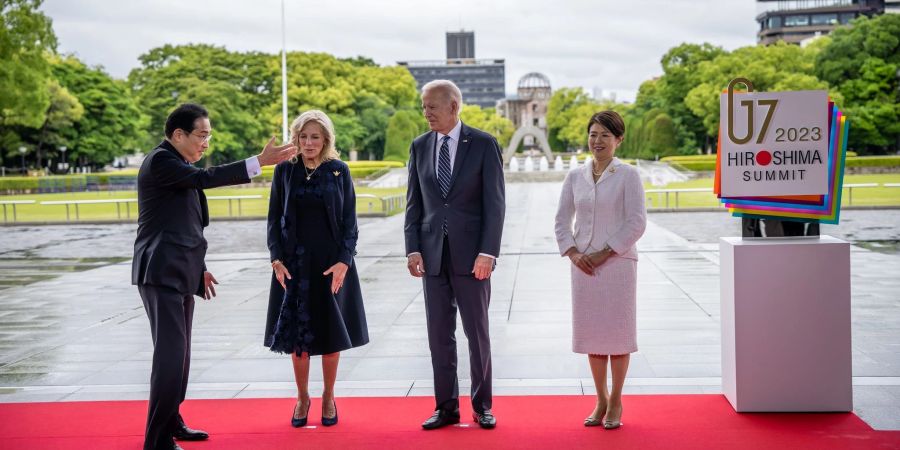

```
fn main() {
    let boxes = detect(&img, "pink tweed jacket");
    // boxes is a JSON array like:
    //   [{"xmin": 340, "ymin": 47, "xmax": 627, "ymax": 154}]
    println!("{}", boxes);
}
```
[{"xmin": 554, "ymin": 157, "xmax": 646, "ymax": 260}]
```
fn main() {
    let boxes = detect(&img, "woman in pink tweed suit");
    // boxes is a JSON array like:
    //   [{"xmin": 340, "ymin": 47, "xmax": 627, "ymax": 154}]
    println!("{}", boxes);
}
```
[{"xmin": 554, "ymin": 111, "xmax": 646, "ymax": 430}]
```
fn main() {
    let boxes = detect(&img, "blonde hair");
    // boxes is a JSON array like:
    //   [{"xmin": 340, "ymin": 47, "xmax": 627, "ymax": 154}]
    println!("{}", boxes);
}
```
[{"xmin": 289, "ymin": 110, "xmax": 340, "ymax": 165}]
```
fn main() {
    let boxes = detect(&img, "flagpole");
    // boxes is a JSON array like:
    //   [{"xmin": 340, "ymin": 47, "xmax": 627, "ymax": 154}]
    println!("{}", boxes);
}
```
[{"xmin": 281, "ymin": 0, "xmax": 289, "ymax": 142}]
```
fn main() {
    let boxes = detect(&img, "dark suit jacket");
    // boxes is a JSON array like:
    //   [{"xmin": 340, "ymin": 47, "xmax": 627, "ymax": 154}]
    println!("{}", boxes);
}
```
[
  {"xmin": 404, "ymin": 122, "xmax": 506, "ymax": 276},
  {"xmin": 132, "ymin": 140, "xmax": 251, "ymax": 296},
  {"xmin": 266, "ymin": 159, "xmax": 359, "ymax": 267}
]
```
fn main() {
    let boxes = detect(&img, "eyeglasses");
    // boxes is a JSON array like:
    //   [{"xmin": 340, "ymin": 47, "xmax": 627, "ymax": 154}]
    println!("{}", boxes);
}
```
[{"xmin": 188, "ymin": 131, "xmax": 212, "ymax": 143}]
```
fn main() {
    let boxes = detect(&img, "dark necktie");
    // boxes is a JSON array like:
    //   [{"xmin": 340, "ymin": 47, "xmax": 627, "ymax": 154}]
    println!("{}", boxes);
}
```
[
  {"xmin": 438, "ymin": 135, "xmax": 451, "ymax": 235},
  {"xmin": 438, "ymin": 136, "xmax": 451, "ymax": 198}
]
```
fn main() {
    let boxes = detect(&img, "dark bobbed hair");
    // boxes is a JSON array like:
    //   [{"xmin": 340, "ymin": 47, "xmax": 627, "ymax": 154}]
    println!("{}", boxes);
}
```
[
  {"xmin": 164, "ymin": 103, "xmax": 209, "ymax": 138},
  {"xmin": 586, "ymin": 110, "xmax": 625, "ymax": 138}
]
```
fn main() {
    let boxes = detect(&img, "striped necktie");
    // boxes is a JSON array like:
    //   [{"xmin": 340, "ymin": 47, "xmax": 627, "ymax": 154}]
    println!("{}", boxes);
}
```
[{"xmin": 438, "ymin": 135, "xmax": 451, "ymax": 198}]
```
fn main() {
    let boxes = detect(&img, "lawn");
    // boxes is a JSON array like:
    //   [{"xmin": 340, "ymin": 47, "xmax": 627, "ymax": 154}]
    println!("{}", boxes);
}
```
[
  {"xmin": 0, "ymin": 186, "xmax": 407, "ymax": 223},
  {"xmin": 643, "ymin": 174, "xmax": 900, "ymax": 209}
]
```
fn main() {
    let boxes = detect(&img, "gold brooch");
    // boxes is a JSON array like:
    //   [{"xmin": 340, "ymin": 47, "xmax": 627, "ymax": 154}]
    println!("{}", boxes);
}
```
[{"xmin": 333, "ymin": 171, "xmax": 340, "ymax": 176}]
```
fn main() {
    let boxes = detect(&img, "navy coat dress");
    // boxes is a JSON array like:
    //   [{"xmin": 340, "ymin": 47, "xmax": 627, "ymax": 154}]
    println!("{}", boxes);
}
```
[{"xmin": 264, "ymin": 158, "xmax": 368, "ymax": 356}]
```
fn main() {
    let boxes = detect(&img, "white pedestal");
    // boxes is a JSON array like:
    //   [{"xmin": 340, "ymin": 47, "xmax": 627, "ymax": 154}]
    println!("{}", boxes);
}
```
[{"xmin": 720, "ymin": 235, "xmax": 852, "ymax": 412}]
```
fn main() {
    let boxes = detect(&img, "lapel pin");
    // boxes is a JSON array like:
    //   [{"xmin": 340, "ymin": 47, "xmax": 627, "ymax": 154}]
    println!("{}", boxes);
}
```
[
  {"xmin": 609, "ymin": 167, "xmax": 616, "ymax": 173},
  {"xmin": 333, "ymin": 171, "xmax": 340, "ymax": 176},
  {"xmin": 462, "ymin": 139, "xmax": 468, "ymax": 143}
]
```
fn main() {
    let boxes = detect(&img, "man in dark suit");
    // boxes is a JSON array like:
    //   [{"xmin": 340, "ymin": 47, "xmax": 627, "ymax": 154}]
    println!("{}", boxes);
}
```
[
  {"xmin": 404, "ymin": 80, "xmax": 506, "ymax": 430},
  {"xmin": 132, "ymin": 103, "xmax": 295, "ymax": 450}
]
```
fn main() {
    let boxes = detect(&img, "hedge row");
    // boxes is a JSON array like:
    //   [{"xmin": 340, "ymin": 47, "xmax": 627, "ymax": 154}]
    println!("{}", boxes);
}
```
[
  {"xmin": 844, "ymin": 156, "xmax": 900, "ymax": 168},
  {"xmin": 0, "ymin": 160, "xmax": 407, "ymax": 192}
]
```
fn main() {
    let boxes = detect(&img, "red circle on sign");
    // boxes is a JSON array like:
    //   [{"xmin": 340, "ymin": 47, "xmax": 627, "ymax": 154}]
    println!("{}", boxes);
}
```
[{"xmin": 756, "ymin": 150, "xmax": 772, "ymax": 166}]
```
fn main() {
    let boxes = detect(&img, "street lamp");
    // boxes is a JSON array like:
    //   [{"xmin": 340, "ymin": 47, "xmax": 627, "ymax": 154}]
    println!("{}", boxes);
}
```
[
  {"xmin": 59, "ymin": 146, "xmax": 67, "ymax": 173},
  {"xmin": 18, "ymin": 146, "xmax": 26, "ymax": 173}
]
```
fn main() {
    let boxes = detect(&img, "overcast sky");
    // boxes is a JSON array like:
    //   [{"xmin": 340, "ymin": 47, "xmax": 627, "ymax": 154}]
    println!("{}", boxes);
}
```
[{"xmin": 42, "ymin": 0, "xmax": 762, "ymax": 102}]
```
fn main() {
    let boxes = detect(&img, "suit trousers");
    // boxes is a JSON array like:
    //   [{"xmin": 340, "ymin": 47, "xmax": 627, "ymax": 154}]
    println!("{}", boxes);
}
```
[
  {"xmin": 423, "ymin": 237, "xmax": 493, "ymax": 414},
  {"xmin": 138, "ymin": 285, "xmax": 195, "ymax": 450}
]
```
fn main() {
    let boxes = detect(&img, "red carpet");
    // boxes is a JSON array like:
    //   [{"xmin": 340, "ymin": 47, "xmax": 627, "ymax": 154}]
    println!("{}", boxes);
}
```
[{"xmin": 1, "ymin": 395, "xmax": 898, "ymax": 449}]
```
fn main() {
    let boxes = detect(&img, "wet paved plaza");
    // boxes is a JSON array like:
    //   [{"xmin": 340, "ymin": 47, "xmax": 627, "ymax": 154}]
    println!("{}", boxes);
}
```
[{"xmin": 1, "ymin": 183, "xmax": 898, "ymax": 430}]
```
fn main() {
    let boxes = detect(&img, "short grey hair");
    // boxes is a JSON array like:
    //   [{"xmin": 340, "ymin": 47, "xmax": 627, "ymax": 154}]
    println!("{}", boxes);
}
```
[{"xmin": 422, "ymin": 80, "xmax": 463, "ymax": 113}]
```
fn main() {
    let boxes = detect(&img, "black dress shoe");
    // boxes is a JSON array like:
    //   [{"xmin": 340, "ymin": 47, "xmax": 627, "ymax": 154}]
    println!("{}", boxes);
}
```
[
  {"xmin": 321, "ymin": 399, "xmax": 338, "ymax": 427},
  {"xmin": 421, "ymin": 409, "xmax": 460, "ymax": 430},
  {"xmin": 291, "ymin": 400, "xmax": 311, "ymax": 428},
  {"xmin": 172, "ymin": 423, "xmax": 209, "ymax": 441},
  {"xmin": 473, "ymin": 411, "xmax": 496, "ymax": 429}
]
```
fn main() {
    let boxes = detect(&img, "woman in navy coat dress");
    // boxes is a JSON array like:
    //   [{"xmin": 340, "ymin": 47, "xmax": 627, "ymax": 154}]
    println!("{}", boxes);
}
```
[{"xmin": 265, "ymin": 110, "xmax": 368, "ymax": 428}]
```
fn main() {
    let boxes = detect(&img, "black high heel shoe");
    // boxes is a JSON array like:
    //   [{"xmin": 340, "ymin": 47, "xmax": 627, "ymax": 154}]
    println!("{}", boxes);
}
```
[
  {"xmin": 291, "ymin": 400, "xmax": 311, "ymax": 428},
  {"xmin": 321, "ymin": 399, "xmax": 338, "ymax": 427}
]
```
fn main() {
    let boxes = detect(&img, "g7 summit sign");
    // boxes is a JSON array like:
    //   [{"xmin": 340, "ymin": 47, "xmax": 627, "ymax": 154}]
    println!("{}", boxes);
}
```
[{"xmin": 719, "ymin": 83, "xmax": 829, "ymax": 197}]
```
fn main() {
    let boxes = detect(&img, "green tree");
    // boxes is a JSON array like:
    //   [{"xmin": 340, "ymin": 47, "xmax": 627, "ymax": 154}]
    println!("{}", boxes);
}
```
[
  {"xmin": 339, "ymin": 55, "xmax": 377, "ymax": 67},
  {"xmin": 654, "ymin": 43, "xmax": 725, "ymax": 153},
  {"xmin": 618, "ymin": 107, "xmax": 656, "ymax": 159},
  {"xmin": 684, "ymin": 42, "xmax": 831, "ymax": 143},
  {"xmin": 355, "ymin": 65, "xmax": 419, "ymax": 110},
  {"xmin": 547, "ymin": 87, "xmax": 599, "ymax": 150},
  {"xmin": 646, "ymin": 112, "xmax": 678, "ymax": 158},
  {"xmin": 53, "ymin": 55, "xmax": 146, "ymax": 168},
  {"xmin": 331, "ymin": 113, "xmax": 366, "ymax": 157},
  {"xmin": 129, "ymin": 46, "xmax": 420, "ymax": 163},
  {"xmin": 128, "ymin": 44, "xmax": 273, "ymax": 164},
  {"xmin": 0, "ymin": 0, "xmax": 57, "ymax": 129},
  {"xmin": 815, "ymin": 14, "xmax": 900, "ymax": 153},
  {"xmin": 354, "ymin": 95, "xmax": 393, "ymax": 160},
  {"xmin": 33, "ymin": 78, "xmax": 83, "ymax": 168},
  {"xmin": 383, "ymin": 109, "xmax": 427, "ymax": 162},
  {"xmin": 273, "ymin": 51, "xmax": 419, "ymax": 159},
  {"xmin": 557, "ymin": 102, "xmax": 605, "ymax": 150},
  {"xmin": 459, "ymin": 104, "xmax": 515, "ymax": 148}
]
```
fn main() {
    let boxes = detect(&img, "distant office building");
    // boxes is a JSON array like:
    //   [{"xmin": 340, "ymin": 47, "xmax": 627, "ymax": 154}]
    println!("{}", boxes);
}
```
[
  {"xmin": 398, "ymin": 30, "xmax": 506, "ymax": 108},
  {"xmin": 756, "ymin": 0, "xmax": 891, "ymax": 45},
  {"xmin": 446, "ymin": 31, "xmax": 475, "ymax": 59}
]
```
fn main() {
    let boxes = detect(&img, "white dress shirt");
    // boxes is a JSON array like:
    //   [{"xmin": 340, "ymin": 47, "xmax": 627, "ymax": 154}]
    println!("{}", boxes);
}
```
[
  {"xmin": 434, "ymin": 120, "xmax": 462, "ymax": 174},
  {"xmin": 244, "ymin": 156, "xmax": 262, "ymax": 178}
]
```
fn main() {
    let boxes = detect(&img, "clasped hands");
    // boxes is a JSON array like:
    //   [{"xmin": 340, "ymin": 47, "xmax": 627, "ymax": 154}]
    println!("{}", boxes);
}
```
[
  {"xmin": 568, "ymin": 249, "xmax": 612, "ymax": 275},
  {"xmin": 406, "ymin": 253, "xmax": 494, "ymax": 280},
  {"xmin": 273, "ymin": 260, "xmax": 349, "ymax": 294}
]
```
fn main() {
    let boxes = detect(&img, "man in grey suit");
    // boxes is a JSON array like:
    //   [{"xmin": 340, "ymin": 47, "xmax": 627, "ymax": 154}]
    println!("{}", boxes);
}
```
[{"xmin": 404, "ymin": 80, "xmax": 506, "ymax": 430}]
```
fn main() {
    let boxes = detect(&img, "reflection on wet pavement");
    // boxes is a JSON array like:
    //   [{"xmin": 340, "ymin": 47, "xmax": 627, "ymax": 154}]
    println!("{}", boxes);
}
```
[{"xmin": 0, "ymin": 258, "xmax": 129, "ymax": 291}]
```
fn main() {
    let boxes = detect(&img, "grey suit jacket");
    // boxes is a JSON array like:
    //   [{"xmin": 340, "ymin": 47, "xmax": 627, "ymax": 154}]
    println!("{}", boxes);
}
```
[{"xmin": 404, "ymin": 122, "xmax": 506, "ymax": 276}]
